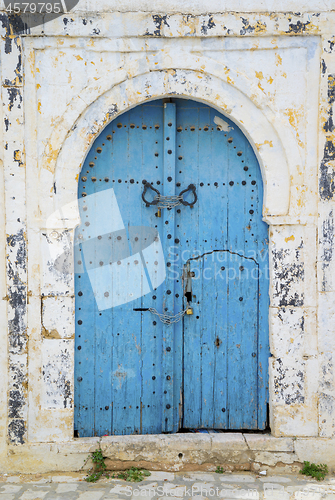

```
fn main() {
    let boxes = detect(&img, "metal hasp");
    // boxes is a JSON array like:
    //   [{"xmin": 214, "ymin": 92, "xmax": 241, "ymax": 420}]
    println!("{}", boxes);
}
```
[{"xmin": 133, "ymin": 306, "xmax": 193, "ymax": 324}]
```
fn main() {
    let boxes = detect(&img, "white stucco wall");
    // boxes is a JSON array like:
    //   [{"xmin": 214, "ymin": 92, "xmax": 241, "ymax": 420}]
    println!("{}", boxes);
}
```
[{"xmin": 1, "ymin": 0, "xmax": 335, "ymax": 472}]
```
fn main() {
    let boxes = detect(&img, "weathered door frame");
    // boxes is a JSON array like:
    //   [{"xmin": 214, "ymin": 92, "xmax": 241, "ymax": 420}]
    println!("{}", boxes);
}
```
[
  {"xmin": 39, "ymin": 69, "xmax": 298, "ymax": 442},
  {"xmin": 73, "ymin": 97, "xmax": 270, "ymax": 436}
]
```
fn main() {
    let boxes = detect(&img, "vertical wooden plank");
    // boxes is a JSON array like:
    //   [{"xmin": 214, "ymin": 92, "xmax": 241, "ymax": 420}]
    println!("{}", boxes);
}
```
[
  {"xmin": 210, "ymin": 108, "xmax": 229, "ymax": 429},
  {"xmin": 226, "ymin": 255, "xmax": 259, "ymax": 429},
  {"xmin": 92, "ymin": 127, "xmax": 117, "ymax": 435},
  {"xmin": 161, "ymin": 103, "xmax": 176, "ymax": 432},
  {"xmin": 212, "ymin": 252, "xmax": 229, "ymax": 429},
  {"xmin": 75, "ymin": 255, "xmax": 97, "ymax": 437},
  {"xmin": 184, "ymin": 258, "xmax": 202, "ymax": 429},
  {"xmin": 110, "ymin": 107, "xmax": 142, "ymax": 435},
  {"xmin": 198, "ymin": 106, "xmax": 215, "ymax": 428},
  {"xmin": 226, "ymin": 122, "xmax": 259, "ymax": 429},
  {"xmin": 138, "ymin": 102, "xmax": 165, "ymax": 434},
  {"xmin": 174, "ymin": 101, "xmax": 200, "ymax": 431},
  {"xmin": 246, "ymin": 139, "xmax": 270, "ymax": 429},
  {"xmin": 178, "ymin": 102, "xmax": 201, "ymax": 429}
]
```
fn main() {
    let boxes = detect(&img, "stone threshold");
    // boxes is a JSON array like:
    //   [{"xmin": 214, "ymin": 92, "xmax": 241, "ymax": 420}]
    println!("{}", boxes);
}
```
[{"xmin": 3, "ymin": 434, "xmax": 335, "ymax": 474}]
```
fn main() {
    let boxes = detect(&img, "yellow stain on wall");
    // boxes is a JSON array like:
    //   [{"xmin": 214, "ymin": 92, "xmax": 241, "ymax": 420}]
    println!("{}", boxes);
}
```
[
  {"xmin": 284, "ymin": 107, "xmax": 304, "ymax": 148},
  {"xmin": 181, "ymin": 15, "xmax": 196, "ymax": 36},
  {"xmin": 74, "ymin": 55, "xmax": 84, "ymax": 61},
  {"xmin": 255, "ymin": 71, "xmax": 264, "ymax": 91},
  {"xmin": 37, "ymin": 101, "xmax": 42, "ymax": 114},
  {"xmin": 275, "ymin": 53, "xmax": 282, "ymax": 66},
  {"xmin": 224, "ymin": 67, "xmax": 234, "ymax": 85},
  {"xmin": 256, "ymin": 140, "xmax": 273, "ymax": 149},
  {"xmin": 14, "ymin": 150, "xmax": 22, "ymax": 163},
  {"xmin": 43, "ymin": 144, "xmax": 60, "ymax": 174},
  {"xmin": 254, "ymin": 21, "xmax": 267, "ymax": 33},
  {"xmin": 285, "ymin": 235, "xmax": 295, "ymax": 242}
]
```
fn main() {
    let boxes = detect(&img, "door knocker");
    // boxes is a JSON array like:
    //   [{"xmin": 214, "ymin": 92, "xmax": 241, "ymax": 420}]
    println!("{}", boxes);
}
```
[{"xmin": 141, "ymin": 181, "xmax": 197, "ymax": 217}]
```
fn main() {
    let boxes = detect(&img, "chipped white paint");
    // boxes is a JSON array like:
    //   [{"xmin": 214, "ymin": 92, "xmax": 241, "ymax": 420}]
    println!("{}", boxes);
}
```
[
  {"xmin": 41, "ymin": 339, "xmax": 73, "ymax": 409},
  {"xmin": 0, "ymin": 0, "xmax": 335, "ymax": 473},
  {"xmin": 214, "ymin": 116, "xmax": 231, "ymax": 132}
]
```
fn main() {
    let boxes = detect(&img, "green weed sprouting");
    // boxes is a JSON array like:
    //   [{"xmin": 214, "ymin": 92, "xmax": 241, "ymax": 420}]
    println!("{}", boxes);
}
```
[
  {"xmin": 299, "ymin": 461, "xmax": 328, "ymax": 481},
  {"xmin": 84, "ymin": 447, "xmax": 151, "ymax": 483}
]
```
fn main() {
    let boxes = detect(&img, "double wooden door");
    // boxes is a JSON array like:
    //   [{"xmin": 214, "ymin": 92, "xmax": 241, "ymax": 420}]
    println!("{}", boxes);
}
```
[{"xmin": 74, "ymin": 98, "xmax": 269, "ymax": 436}]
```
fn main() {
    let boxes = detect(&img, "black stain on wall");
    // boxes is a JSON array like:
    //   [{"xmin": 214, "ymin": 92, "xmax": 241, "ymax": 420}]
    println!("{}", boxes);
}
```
[
  {"xmin": 144, "ymin": 14, "xmax": 170, "ymax": 36},
  {"xmin": 201, "ymin": 16, "xmax": 216, "ymax": 35},
  {"xmin": 272, "ymin": 248, "xmax": 304, "ymax": 307},
  {"xmin": 324, "ymin": 38, "xmax": 335, "ymax": 54},
  {"xmin": 7, "ymin": 229, "xmax": 28, "ymax": 444},
  {"xmin": 8, "ymin": 390, "xmax": 25, "ymax": 419},
  {"xmin": 8, "ymin": 420, "xmax": 25, "ymax": 445},
  {"xmin": 4, "ymin": 44, "xmax": 22, "ymax": 86},
  {"xmin": 321, "ymin": 59, "xmax": 327, "ymax": 75},
  {"xmin": 320, "ymin": 139, "xmax": 335, "ymax": 200},
  {"xmin": 0, "ymin": 13, "xmax": 28, "ymax": 53},
  {"xmin": 240, "ymin": 17, "xmax": 255, "ymax": 35},
  {"xmin": 286, "ymin": 20, "xmax": 311, "ymax": 34},
  {"xmin": 274, "ymin": 358, "xmax": 305, "ymax": 405},
  {"xmin": 320, "ymin": 210, "xmax": 334, "ymax": 291},
  {"xmin": 6, "ymin": 87, "xmax": 22, "ymax": 112},
  {"xmin": 42, "ymin": 347, "xmax": 73, "ymax": 409},
  {"xmin": 0, "ymin": 15, "xmax": 23, "ymax": 86},
  {"xmin": 323, "ymin": 75, "xmax": 335, "ymax": 133}
]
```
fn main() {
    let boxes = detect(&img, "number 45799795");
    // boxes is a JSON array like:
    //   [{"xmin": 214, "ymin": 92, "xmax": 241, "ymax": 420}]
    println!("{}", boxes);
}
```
[{"xmin": 5, "ymin": 2, "xmax": 66, "ymax": 13}]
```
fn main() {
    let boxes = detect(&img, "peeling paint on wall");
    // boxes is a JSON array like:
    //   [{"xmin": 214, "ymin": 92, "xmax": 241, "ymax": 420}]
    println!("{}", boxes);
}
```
[
  {"xmin": 272, "ymin": 246, "xmax": 304, "ymax": 307},
  {"xmin": 0, "ymin": 3, "xmax": 334, "ymax": 467},
  {"xmin": 41, "ymin": 340, "xmax": 73, "ymax": 409},
  {"xmin": 6, "ymin": 230, "xmax": 28, "ymax": 445},
  {"xmin": 273, "ymin": 358, "xmax": 305, "ymax": 405}
]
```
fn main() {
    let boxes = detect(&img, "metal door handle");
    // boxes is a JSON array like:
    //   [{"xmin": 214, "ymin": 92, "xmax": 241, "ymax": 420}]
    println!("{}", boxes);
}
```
[{"xmin": 141, "ymin": 181, "xmax": 197, "ymax": 209}]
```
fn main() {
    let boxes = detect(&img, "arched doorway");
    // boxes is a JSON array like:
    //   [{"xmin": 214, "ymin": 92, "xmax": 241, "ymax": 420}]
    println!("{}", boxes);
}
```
[{"xmin": 74, "ymin": 98, "xmax": 269, "ymax": 437}]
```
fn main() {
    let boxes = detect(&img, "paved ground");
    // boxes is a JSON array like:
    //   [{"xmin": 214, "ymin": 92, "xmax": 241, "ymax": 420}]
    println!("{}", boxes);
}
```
[{"xmin": 0, "ymin": 471, "xmax": 335, "ymax": 499}]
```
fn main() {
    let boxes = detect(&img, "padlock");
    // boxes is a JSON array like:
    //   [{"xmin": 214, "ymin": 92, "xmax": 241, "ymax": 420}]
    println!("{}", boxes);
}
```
[
  {"xmin": 156, "ymin": 208, "xmax": 161, "ymax": 217},
  {"xmin": 186, "ymin": 308, "xmax": 193, "ymax": 315}
]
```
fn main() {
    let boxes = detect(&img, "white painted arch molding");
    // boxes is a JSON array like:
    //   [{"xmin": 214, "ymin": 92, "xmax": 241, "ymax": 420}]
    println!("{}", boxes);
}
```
[{"xmin": 52, "ymin": 69, "xmax": 291, "ymax": 223}]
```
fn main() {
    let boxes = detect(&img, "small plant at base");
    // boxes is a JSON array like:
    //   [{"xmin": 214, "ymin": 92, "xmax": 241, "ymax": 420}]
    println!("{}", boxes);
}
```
[
  {"xmin": 84, "ymin": 447, "xmax": 109, "ymax": 483},
  {"xmin": 216, "ymin": 466, "xmax": 224, "ymax": 474},
  {"xmin": 299, "ymin": 461, "xmax": 328, "ymax": 481},
  {"xmin": 117, "ymin": 467, "xmax": 151, "ymax": 482}
]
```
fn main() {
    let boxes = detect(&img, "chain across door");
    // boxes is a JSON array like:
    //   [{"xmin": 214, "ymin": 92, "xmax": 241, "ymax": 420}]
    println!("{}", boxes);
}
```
[{"xmin": 74, "ymin": 99, "xmax": 269, "ymax": 437}]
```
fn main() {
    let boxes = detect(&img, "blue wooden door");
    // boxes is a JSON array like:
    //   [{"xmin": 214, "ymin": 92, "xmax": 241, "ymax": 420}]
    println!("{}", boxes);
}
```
[{"xmin": 74, "ymin": 99, "xmax": 269, "ymax": 436}]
